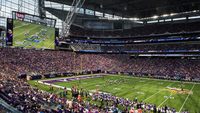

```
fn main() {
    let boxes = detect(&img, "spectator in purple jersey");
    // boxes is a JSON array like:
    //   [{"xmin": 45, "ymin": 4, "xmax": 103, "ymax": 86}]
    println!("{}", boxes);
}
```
[
  {"xmin": 6, "ymin": 29, "xmax": 13, "ymax": 46},
  {"xmin": 55, "ymin": 37, "xmax": 59, "ymax": 46}
]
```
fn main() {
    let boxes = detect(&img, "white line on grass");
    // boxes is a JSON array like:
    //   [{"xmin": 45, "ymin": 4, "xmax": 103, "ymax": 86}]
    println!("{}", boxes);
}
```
[
  {"xmin": 132, "ymin": 80, "xmax": 155, "ymax": 90},
  {"xmin": 113, "ymin": 75, "xmax": 200, "ymax": 85},
  {"xmin": 40, "ymin": 74, "xmax": 106, "ymax": 81},
  {"xmin": 13, "ymin": 23, "xmax": 30, "ymax": 29},
  {"xmin": 178, "ymin": 84, "xmax": 196, "ymax": 113},
  {"xmin": 143, "ymin": 90, "xmax": 163, "ymax": 102},
  {"xmin": 143, "ymin": 83, "xmax": 174, "ymax": 102},
  {"xmin": 14, "ymin": 25, "xmax": 39, "ymax": 37},
  {"xmin": 158, "ymin": 93, "xmax": 173, "ymax": 108}
]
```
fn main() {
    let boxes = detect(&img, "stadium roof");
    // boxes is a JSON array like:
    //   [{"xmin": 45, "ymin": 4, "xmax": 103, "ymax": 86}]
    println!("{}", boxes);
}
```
[{"xmin": 46, "ymin": 0, "xmax": 200, "ymax": 18}]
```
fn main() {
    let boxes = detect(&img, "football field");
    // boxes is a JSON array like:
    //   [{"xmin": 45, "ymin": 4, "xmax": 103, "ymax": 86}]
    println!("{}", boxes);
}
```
[
  {"xmin": 13, "ymin": 20, "xmax": 55, "ymax": 49},
  {"xmin": 30, "ymin": 75, "xmax": 200, "ymax": 113}
]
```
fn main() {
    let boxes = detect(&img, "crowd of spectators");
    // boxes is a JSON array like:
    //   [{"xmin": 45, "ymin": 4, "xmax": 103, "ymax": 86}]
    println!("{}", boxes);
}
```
[
  {"xmin": 0, "ymin": 47, "xmax": 200, "ymax": 79},
  {"xmin": 88, "ymin": 43, "xmax": 200, "ymax": 53},
  {"xmin": 0, "ymin": 72, "xmax": 115, "ymax": 113},
  {"xmin": 112, "ymin": 43, "xmax": 199, "ymax": 51},
  {"xmin": 0, "ymin": 47, "xmax": 199, "ymax": 112},
  {"xmin": 69, "ymin": 21, "xmax": 200, "ymax": 38},
  {"xmin": 0, "ymin": 48, "xmax": 75, "ymax": 75},
  {"xmin": 71, "ymin": 43, "xmax": 101, "ymax": 52},
  {"xmin": 0, "ymin": 71, "xmax": 186, "ymax": 113}
]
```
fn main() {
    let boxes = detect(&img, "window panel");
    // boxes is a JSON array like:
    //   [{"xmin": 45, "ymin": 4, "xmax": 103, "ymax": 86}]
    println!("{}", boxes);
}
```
[
  {"xmin": 95, "ymin": 11, "xmax": 103, "ymax": 17},
  {"xmin": 85, "ymin": 9, "xmax": 94, "ymax": 15},
  {"xmin": 0, "ymin": 0, "xmax": 38, "ymax": 18}
]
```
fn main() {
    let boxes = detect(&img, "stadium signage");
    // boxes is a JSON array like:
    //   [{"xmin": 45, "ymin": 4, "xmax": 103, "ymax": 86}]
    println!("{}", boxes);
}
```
[{"xmin": 16, "ymin": 12, "xmax": 25, "ymax": 19}]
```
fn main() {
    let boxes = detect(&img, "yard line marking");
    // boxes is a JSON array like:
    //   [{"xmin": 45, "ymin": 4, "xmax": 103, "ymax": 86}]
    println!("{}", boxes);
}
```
[
  {"xmin": 132, "ymin": 80, "xmax": 156, "ymax": 90},
  {"xmin": 115, "ymin": 75, "xmax": 200, "ymax": 85},
  {"xmin": 143, "ymin": 90, "xmax": 163, "ymax": 101},
  {"xmin": 178, "ymin": 84, "xmax": 196, "ymax": 113},
  {"xmin": 143, "ymin": 83, "xmax": 174, "ymax": 102},
  {"xmin": 127, "ymin": 80, "xmax": 161, "ymax": 98},
  {"xmin": 158, "ymin": 93, "xmax": 173, "ymax": 108},
  {"xmin": 13, "ymin": 23, "xmax": 30, "ymax": 29},
  {"xmin": 14, "ymin": 25, "xmax": 39, "ymax": 37}
]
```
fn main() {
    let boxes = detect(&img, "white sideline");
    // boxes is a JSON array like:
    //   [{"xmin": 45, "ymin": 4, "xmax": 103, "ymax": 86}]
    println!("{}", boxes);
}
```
[
  {"xmin": 40, "ymin": 74, "xmax": 107, "ymax": 82},
  {"xmin": 38, "ymin": 81, "xmax": 71, "ymax": 90},
  {"xmin": 178, "ymin": 84, "xmax": 196, "ymax": 113},
  {"xmin": 38, "ymin": 74, "xmax": 108, "ymax": 91}
]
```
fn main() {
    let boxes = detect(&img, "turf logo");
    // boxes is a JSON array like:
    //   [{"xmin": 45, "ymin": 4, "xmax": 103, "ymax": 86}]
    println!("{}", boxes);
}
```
[{"xmin": 166, "ymin": 87, "xmax": 193, "ymax": 94}]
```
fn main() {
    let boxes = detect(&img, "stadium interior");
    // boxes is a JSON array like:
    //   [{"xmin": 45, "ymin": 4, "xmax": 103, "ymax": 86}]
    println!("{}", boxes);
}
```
[{"xmin": 0, "ymin": 0, "xmax": 200, "ymax": 113}]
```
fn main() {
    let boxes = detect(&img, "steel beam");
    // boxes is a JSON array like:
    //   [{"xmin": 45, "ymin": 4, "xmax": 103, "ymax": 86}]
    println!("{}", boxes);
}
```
[{"xmin": 61, "ymin": 0, "xmax": 85, "ymax": 38}]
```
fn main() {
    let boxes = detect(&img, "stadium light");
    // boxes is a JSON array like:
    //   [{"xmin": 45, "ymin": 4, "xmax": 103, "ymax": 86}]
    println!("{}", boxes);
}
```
[
  {"xmin": 100, "ymin": 4, "xmax": 103, "ymax": 9},
  {"xmin": 193, "ymin": 10, "xmax": 197, "ymax": 12},
  {"xmin": 170, "ymin": 13, "xmax": 176, "ymax": 16},
  {"xmin": 152, "ymin": 15, "xmax": 158, "ymax": 19},
  {"xmin": 162, "ymin": 14, "xmax": 169, "ymax": 17},
  {"xmin": 129, "ymin": 18, "xmax": 139, "ymax": 21}
]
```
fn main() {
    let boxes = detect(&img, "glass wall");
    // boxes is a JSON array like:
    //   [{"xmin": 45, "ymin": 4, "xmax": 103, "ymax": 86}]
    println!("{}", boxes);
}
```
[
  {"xmin": 43, "ymin": 0, "xmax": 124, "ymax": 32},
  {"xmin": 0, "ymin": 0, "xmax": 62, "ymax": 31},
  {"xmin": 0, "ymin": 0, "xmax": 39, "ymax": 29},
  {"xmin": 46, "ymin": 11, "xmax": 62, "ymax": 32},
  {"xmin": 0, "ymin": 17, "xmax": 6, "ymax": 28},
  {"xmin": 44, "ymin": 1, "xmax": 63, "ymax": 31},
  {"xmin": 0, "ymin": 0, "xmax": 39, "ymax": 18},
  {"xmin": 0, "ymin": 0, "xmax": 126, "ymax": 33},
  {"xmin": 44, "ymin": 1, "xmax": 85, "ymax": 32}
]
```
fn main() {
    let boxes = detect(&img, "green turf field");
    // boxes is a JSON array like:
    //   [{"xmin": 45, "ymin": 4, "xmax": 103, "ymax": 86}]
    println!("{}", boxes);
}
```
[
  {"xmin": 13, "ymin": 20, "xmax": 55, "ymax": 49},
  {"xmin": 30, "ymin": 75, "xmax": 200, "ymax": 113}
]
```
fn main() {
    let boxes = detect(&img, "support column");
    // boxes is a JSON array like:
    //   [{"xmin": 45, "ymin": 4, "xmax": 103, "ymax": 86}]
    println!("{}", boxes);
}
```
[
  {"xmin": 38, "ymin": 0, "xmax": 46, "ymax": 18},
  {"xmin": 18, "ymin": 0, "xmax": 23, "ymax": 12}
]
